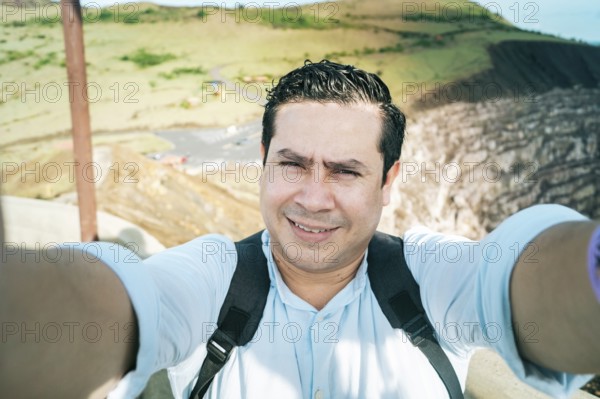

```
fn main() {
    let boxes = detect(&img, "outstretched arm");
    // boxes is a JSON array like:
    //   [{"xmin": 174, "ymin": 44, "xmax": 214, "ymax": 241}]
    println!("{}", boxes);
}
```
[
  {"xmin": 0, "ymin": 247, "xmax": 137, "ymax": 399},
  {"xmin": 510, "ymin": 221, "xmax": 600, "ymax": 374}
]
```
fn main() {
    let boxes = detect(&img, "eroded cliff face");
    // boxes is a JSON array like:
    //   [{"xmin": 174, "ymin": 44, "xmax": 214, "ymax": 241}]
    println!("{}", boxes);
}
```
[
  {"xmin": 386, "ymin": 39, "xmax": 600, "ymax": 239},
  {"xmin": 385, "ymin": 86, "xmax": 600, "ymax": 240}
]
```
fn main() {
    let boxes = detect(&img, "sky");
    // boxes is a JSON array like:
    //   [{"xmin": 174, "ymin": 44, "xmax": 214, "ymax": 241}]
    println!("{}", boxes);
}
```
[
  {"xmin": 78, "ymin": 0, "xmax": 600, "ymax": 44},
  {"xmin": 472, "ymin": 0, "xmax": 600, "ymax": 44}
]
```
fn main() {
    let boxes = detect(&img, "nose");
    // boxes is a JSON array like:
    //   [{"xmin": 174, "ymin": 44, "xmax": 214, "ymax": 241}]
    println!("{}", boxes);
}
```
[{"xmin": 293, "ymin": 167, "xmax": 335, "ymax": 213}]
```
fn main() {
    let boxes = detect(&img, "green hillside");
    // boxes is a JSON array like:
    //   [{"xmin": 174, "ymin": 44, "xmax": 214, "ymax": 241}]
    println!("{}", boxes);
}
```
[{"xmin": 0, "ymin": 0, "xmax": 569, "ymax": 149}]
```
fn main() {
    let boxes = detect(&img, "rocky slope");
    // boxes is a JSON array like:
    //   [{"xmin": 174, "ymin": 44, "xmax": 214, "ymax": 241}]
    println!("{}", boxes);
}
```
[
  {"xmin": 95, "ymin": 146, "xmax": 264, "ymax": 248},
  {"xmin": 388, "ymin": 86, "xmax": 599, "ymax": 239}
]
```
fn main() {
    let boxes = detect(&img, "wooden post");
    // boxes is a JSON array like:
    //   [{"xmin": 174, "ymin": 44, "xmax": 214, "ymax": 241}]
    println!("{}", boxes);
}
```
[{"xmin": 60, "ymin": 0, "xmax": 98, "ymax": 242}]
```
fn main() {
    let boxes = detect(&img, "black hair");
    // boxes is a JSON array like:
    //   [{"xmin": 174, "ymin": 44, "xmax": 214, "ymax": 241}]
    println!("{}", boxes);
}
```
[{"xmin": 262, "ymin": 60, "xmax": 406, "ymax": 185}]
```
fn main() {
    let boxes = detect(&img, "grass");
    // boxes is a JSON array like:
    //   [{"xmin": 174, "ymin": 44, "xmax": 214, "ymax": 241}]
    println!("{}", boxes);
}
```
[
  {"xmin": 258, "ymin": 2, "xmax": 345, "ymax": 30},
  {"xmin": 33, "ymin": 51, "xmax": 57, "ymax": 69},
  {"xmin": 324, "ymin": 42, "xmax": 405, "ymax": 59},
  {"xmin": 83, "ymin": 8, "xmax": 140, "ymax": 24},
  {"xmin": 1, "ymin": 49, "xmax": 34, "ymax": 63},
  {"xmin": 120, "ymin": 48, "xmax": 177, "ymax": 68},
  {"xmin": 158, "ymin": 66, "xmax": 206, "ymax": 80},
  {"xmin": 0, "ymin": 0, "xmax": 572, "ymax": 149}
]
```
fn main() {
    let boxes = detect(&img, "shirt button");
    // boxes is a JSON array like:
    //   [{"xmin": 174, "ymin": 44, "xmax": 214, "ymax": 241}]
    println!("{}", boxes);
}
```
[{"xmin": 314, "ymin": 389, "xmax": 323, "ymax": 399}]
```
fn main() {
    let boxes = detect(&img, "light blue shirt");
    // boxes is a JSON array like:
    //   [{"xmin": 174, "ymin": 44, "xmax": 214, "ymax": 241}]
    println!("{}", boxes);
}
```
[{"xmin": 99, "ymin": 204, "xmax": 592, "ymax": 398}]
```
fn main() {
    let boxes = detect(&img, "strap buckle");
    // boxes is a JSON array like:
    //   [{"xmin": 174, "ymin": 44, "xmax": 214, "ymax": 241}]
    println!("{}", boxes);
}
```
[
  {"xmin": 206, "ymin": 329, "xmax": 236, "ymax": 364},
  {"xmin": 403, "ymin": 314, "xmax": 431, "ymax": 346}
]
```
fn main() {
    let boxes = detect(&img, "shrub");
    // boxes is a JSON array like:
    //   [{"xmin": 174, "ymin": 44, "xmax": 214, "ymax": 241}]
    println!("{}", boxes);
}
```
[{"xmin": 120, "ymin": 48, "xmax": 176, "ymax": 68}]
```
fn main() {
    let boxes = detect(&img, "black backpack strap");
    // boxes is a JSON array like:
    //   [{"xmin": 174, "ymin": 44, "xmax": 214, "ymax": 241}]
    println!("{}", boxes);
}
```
[
  {"xmin": 190, "ymin": 231, "xmax": 270, "ymax": 399},
  {"xmin": 367, "ymin": 232, "xmax": 464, "ymax": 399}
]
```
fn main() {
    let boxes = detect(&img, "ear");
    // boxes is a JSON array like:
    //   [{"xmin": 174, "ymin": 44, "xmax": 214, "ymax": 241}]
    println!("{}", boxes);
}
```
[
  {"xmin": 260, "ymin": 142, "xmax": 265, "ymax": 161},
  {"xmin": 382, "ymin": 161, "xmax": 400, "ymax": 206}
]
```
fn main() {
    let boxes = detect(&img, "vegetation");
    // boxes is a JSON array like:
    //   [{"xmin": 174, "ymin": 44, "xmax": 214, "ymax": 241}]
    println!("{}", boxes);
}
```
[
  {"xmin": 325, "ymin": 43, "xmax": 406, "ymax": 59},
  {"xmin": 120, "ymin": 48, "xmax": 176, "ymax": 68},
  {"xmin": 0, "ymin": 0, "xmax": 576, "ymax": 148},
  {"xmin": 33, "ymin": 51, "xmax": 57, "ymax": 69},
  {"xmin": 258, "ymin": 4, "xmax": 343, "ymax": 30},
  {"xmin": 1, "ymin": 49, "xmax": 34, "ymax": 63},
  {"xmin": 159, "ymin": 66, "xmax": 206, "ymax": 80}
]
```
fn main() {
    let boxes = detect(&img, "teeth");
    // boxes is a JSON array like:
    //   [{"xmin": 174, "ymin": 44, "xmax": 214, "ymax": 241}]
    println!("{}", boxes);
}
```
[{"xmin": 293, "ymin": 221, "xmax": 331, "ymax": 234}]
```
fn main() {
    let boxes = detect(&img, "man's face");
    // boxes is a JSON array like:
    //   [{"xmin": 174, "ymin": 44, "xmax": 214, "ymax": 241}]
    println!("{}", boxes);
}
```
[{"xmin": 259, "ymin": 101, "xmax": 399, "ymax": 273}]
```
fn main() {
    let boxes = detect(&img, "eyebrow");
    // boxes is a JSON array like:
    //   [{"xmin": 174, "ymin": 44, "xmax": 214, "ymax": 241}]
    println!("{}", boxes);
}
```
[
  {"xmin": 276, "ymin": 149, "xmax": 311, "ymax": 166},
  {"xmin": 324, "ymin": 159, "xmax": 368, "ymax": 173},
  {"xmin": 275, "ymin": 148, "xmax": 369, "ymax": 173}
]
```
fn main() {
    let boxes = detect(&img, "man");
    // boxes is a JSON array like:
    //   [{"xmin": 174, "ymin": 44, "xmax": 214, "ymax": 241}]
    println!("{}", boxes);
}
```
[{"xmin": 1, "ymin": 60, "xmax": 599, "ymax": 399}]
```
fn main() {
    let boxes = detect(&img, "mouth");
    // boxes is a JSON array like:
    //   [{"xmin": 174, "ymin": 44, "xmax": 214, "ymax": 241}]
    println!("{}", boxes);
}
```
[
  {"xmin": 290, "ymin": 220, "xmax": 336, "ymax": 234},
  {"xmin": 287, "ymin": 217, "xmax": 339, "ymax": 242}
]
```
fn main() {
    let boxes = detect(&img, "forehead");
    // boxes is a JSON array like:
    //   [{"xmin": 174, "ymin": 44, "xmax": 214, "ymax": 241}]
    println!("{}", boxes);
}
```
[{"xmin": 271, "ymin": 101, "xmax": 383, "ymax": 162}]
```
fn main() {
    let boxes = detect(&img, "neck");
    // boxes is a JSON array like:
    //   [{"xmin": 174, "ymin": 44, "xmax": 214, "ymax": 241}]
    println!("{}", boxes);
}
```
[{"xmin": 273, "ymin": 251, "xmax": 363, "ymax": 310}]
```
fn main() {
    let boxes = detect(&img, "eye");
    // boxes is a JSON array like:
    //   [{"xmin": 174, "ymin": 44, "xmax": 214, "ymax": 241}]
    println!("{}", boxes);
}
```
[
  {"xmin": 279, "ymin": 161, "xmax": 302, "ymax": 168},
  {"xmin": 334, "ymin": 169, "xmax": 360, "ymax": 177}
]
